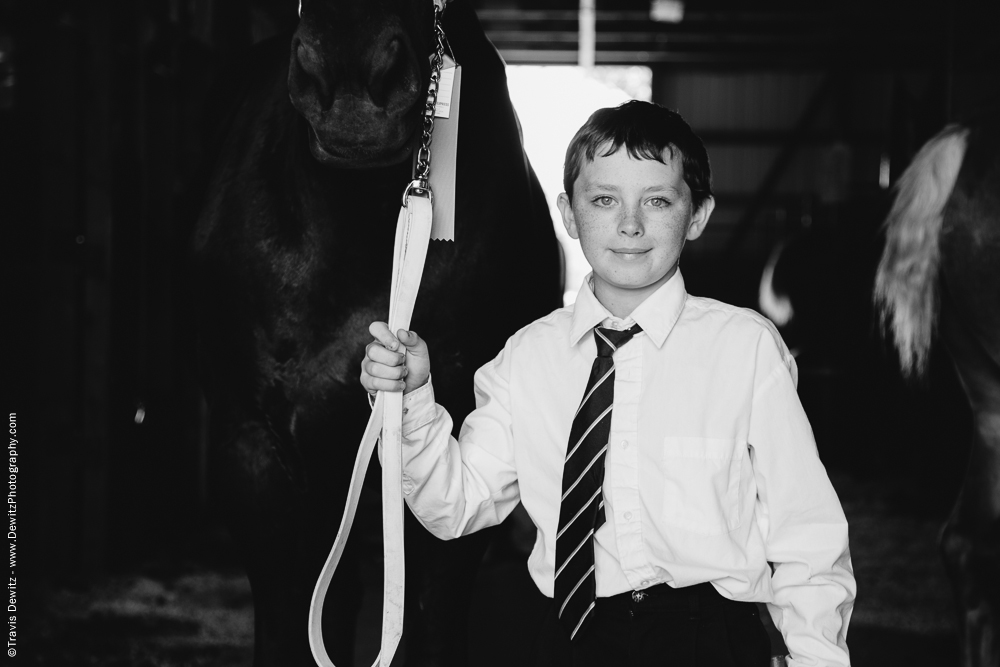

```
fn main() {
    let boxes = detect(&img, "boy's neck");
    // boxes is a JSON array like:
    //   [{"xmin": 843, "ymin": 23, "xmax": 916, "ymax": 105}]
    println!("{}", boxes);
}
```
[
  {"xmin": 593, "ymin": 267, "xmax": 677, "ymax": 320},
  {"xmin": 596, "ymin": 292, "xmax": 639, "ymax": 320}
]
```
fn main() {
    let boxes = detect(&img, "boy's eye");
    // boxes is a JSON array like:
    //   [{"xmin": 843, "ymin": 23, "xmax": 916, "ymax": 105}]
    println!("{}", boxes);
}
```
[
  {"xmin": 648, "ymin": 197, "xmax": 671, "ymax": 208},
  {"xmin": 593, "ymin": 196, "xmax": 615, "ymax": 206}
]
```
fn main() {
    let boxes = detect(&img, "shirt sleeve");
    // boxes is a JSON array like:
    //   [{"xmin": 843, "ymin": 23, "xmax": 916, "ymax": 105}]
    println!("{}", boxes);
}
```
[
  {"xmin": 398, "ymin": 342, "xmax": 521, "ymax": 540},
  {"xmin": 747, "ymin": 331, "xmax": 856, "ymax": 667}
]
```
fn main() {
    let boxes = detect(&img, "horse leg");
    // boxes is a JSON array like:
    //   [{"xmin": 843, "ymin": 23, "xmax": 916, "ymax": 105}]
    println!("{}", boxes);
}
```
[
  {"xmin": 404, "ymin": 511, "xmax": 494, "ymax": 666},
  {"xmin": 939, "ymin": 407, "xmax": 1000, "ymax": 667},
  {"xmin": 938, "ymin": 268, "xmax": 1000, "ymax": 665},
  {"xmin": 939, "ymin": 292, "xmax": 1000, "ymax": 667},
  {"xmin": 214, "ymin": 419, "xmax": 362, "ymax": 667}
]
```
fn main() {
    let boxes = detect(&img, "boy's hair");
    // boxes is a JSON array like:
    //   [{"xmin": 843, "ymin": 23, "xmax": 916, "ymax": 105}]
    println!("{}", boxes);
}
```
[{"xmin": 563, "ymin": 100, "xmax": 713, "ymax": 211}]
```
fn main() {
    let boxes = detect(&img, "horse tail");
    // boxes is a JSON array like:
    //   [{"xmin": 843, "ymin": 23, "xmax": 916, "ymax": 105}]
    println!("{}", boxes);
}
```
[{"xmin": 874, "ymin": 124, "xmax": 969, "ymax": 377}]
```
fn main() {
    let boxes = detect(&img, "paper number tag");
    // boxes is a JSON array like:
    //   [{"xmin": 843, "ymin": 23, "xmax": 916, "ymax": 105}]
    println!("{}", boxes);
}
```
[
  {"xmin": 426, "ymin": 53, "xmax": 460, "ymax": 242},
  {"xmin": 434, "ymin": 56, "xmax": 458, "ymax": 119}
]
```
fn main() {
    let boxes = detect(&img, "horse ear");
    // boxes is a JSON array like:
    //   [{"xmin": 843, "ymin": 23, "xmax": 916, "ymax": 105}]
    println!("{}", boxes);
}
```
[{"xmin": 686, "ymin": 196, "xmax": 714, "ymax": 241}]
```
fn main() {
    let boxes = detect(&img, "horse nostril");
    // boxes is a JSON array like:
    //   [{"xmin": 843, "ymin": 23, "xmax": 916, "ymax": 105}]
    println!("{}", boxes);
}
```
[
  {"xmin": 367, "ymin": 36, "xmax": 418, "ymax": 111},
  {"xmin": 296, "ymin": 40, "xmax": 323, "ymax": 77},
  {"xmin": 291, "ymin": 37, "xmax": 334, "ymax": 109}
]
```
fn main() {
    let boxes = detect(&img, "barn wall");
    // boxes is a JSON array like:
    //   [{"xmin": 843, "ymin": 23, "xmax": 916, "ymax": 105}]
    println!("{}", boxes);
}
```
[
  {"xmin": 13, "ymin": 1, "xmax": 117, "ymax": 578},
  {"xmin": 8, "ymin": 0, "xmax": 297, "ymax": 579},
  {"xmin": 653, "ymin": 69, "xmax": 893, "ymax": 255}
]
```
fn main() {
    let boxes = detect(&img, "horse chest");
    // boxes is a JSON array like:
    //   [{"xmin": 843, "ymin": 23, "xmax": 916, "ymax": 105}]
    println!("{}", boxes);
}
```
[{"xmin": 250, "ymin": 195, "xmax": 469, "ymax": 410}]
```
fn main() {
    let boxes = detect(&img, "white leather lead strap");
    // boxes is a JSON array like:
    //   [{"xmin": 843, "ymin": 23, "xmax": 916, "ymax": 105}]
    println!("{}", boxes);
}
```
[
  {"xmin": 307, "ymin": 2, "xmax": 449, "ymax": 662},
  {"xmin": 308, "ymin": 194, "xmax": 433, "ymax": 667}
]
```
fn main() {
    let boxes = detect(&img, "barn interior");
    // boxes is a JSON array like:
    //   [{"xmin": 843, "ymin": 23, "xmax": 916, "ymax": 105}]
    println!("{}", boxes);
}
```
[{"xmin": 4, "ymin": 0, "xmax": 998, "ymax": 664}]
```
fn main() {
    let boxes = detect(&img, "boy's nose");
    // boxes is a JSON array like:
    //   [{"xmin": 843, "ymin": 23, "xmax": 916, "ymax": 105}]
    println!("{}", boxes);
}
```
[{"xmin": 618, "ymin": 210, "xmax": 643, "ymax": 236}]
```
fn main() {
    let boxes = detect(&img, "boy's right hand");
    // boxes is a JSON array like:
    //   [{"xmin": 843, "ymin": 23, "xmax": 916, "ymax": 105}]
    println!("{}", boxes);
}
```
[{"xmin": 361, "ymin": 322, "xmax": 431, "ymax": 396}]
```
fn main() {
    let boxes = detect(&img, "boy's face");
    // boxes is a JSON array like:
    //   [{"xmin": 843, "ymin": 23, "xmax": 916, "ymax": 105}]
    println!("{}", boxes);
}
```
[{"xmin": 558, "ymin": 145, "xmax": 714, "ymax": 312}]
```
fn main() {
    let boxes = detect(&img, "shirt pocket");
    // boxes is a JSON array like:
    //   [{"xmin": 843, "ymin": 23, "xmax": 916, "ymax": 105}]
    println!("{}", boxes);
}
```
[{"xmin": 660, "ymin": 436, "xmax": 744, "ymax": 535}]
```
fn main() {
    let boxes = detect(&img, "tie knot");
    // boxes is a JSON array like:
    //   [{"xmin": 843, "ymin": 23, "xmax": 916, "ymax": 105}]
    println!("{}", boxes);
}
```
[{"xmin": 594, "ymin": 324, "xmax": 643, "ymax": 357}]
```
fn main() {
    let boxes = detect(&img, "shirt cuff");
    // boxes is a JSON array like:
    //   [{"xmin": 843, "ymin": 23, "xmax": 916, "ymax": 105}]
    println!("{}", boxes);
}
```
[{"xmin": 402, "ymin": 379, "xmax": 437, "ymax": 437}]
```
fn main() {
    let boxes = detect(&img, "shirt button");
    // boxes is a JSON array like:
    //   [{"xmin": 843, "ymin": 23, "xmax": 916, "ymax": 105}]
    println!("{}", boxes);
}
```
[
  {"xmin": 641, "ymin": 580, "xmax": 649, "ymax": 586},
  {"xmin": 621, "ymin": 440, "xmax": 628, "ymax": 449},
  {"xmin": 623, "ymin": 512, "xmax": 632, "ymax": 521}
]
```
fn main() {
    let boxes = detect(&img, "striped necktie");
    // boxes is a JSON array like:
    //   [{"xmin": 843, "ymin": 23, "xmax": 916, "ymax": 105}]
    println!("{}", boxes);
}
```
[{"xmin": 555, "ymin": 323, "xmax": 643, "ymax": 641}]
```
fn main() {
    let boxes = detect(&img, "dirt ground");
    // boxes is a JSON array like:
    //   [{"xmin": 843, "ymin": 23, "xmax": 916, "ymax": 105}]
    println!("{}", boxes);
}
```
[{"xmin": 22, "ymin": 470, "xmax": 958, "ymax": 667}]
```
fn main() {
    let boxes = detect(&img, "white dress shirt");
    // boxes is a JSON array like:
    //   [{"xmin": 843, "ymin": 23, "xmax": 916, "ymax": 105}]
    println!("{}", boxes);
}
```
[{"xmin": 399, "ymin": 269, "xmax": 855, "ymax": 666}]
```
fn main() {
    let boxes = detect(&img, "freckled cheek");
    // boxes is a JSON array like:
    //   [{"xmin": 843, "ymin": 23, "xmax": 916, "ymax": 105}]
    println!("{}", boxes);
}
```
[
  {"xmin": 579, "ymin": 211, "xmax": 612, "ymax": 230},
  {"xmin": 577, "ymin": 217, "xmax": 616, "ymax": 245},
  {"xmin": 653, "ymin": 218, "xmax": 689, "ymax": 246}
]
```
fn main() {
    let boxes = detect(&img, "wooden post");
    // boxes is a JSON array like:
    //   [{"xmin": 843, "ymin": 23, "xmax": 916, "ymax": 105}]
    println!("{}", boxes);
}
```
[{"xmin": 578, "ymin": 0, "xmax": 595, "ymax": 69}]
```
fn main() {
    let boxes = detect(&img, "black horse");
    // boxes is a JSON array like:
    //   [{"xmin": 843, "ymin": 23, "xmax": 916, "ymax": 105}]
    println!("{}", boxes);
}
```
[
  {"xmin": 192, "ymin": 0, "xmax": 562, "ymax": 664},
  {"xmin": 876, "ymin": 115, "xmax": 1000, "ymax": 667}
]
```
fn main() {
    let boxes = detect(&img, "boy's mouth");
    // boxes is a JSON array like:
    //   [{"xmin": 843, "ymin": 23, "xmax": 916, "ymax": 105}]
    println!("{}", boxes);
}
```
[{"xmin": 611, "ymin": 248, "xmax": 651, "ymax": 260}]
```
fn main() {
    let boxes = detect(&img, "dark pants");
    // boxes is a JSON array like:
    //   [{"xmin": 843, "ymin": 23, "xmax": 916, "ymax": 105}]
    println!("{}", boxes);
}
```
[{"xmin": 533, "ymin": 582, "xmax": 771, "ymax": 667}]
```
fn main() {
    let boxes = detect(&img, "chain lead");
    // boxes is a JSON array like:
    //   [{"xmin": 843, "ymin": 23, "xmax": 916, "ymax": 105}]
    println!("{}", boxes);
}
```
[{"xmin": 406, "ymin": 8, "xmax": 447, "ymax": 203}]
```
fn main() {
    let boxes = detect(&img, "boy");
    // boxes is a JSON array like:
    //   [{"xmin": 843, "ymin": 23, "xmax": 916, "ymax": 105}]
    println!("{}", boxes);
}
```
[{"xmin": 361, "ymin": 100, "xmax": 854, "ymax": 666}]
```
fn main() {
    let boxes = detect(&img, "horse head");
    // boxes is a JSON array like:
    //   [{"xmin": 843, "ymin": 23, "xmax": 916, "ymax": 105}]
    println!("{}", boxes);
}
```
[{"xmin": 288, "ymin": 0, "xmax": 435, "ymax": 168}]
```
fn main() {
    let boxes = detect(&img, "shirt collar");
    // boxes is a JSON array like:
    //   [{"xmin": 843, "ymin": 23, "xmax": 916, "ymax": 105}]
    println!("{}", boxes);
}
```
[{"xmin": 568, "ymin": 269, "xmax": 688, "ymax": 349}]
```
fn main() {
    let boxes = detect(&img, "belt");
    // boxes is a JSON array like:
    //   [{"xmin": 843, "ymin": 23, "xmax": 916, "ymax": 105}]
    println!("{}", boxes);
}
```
[{"xmin": 599, "ymin": 582, "xmax": 744, "ymax": 616}]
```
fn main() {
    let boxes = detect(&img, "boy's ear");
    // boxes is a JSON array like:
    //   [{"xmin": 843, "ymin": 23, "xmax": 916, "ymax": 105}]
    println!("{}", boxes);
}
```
[
  {"xmin": 557, "ymin": 193, "xmax": 579, "ymax": 240},
  {"xmin": 686, "ymin": 196, "xmax": 715, "ymax": 241}
]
